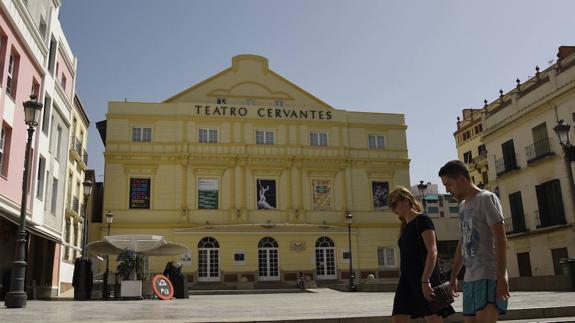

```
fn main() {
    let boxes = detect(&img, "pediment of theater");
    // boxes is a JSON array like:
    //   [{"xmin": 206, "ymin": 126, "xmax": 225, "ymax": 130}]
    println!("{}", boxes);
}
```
[{"xmin": 164, "ymin": 54, "xmax": 333, "ymax": 110}]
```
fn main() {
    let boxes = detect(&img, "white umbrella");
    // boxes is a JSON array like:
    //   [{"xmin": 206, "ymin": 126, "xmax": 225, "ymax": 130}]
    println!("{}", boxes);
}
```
[{"xmin": 87, "ymin": 235, "xmax": 189, "ymax": 256}]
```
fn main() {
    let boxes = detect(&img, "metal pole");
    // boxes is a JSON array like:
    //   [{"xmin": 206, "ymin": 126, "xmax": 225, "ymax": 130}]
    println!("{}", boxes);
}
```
[
  {"xmin": 104, "ymin": 222, "xmax": 111, "ymax": 300},
  {"xmin": 81, "ymin": 196, "xmax": 89, "ymax": 257},
  {"xmin": 5, "ymin": 127, "xmax": 35, "ymax": 308},
  {"xmin": 562, "ymin": 148, "xmax": 575, "ymax": 222},
  {"xmin": 348, "ymin": 221, "xmax": 354, "ymax": 292}
]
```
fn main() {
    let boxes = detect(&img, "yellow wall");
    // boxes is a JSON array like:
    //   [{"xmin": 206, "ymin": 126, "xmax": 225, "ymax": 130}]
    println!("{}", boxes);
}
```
[{"xmin": 98, "ymin": 55, "xmax": 410, "ymax": 284}]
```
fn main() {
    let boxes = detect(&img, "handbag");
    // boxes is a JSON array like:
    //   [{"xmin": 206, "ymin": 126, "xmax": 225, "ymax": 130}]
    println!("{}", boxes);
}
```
[
  {"xmin": 429, "ymin": 281, "xmax": 454, "ymax": 312},
  {"xmin": 415, "ymin": 216, "xmax": 454, "ymax": 312}
]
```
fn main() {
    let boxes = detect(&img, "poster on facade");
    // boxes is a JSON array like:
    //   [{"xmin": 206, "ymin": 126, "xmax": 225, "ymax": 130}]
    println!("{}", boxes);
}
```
[
  {"xmin": 129, "ymin": 178, "xmax": 151, "ymax": 209},
  {"xmin": 256, "ymin": 179, "xmax": 276, "ymax": 209},
  {"xmin": 312, "ymin": 179, "xmax": 332, "ymax": 210},
  {"xmin": 372, "ymin": 181, "xmax": 389, "ymax": 210},
  {"xmin": 198, "ymin": 178, "xmax": 219, "ymax": 209},
  {"xmin": 180, "ymin": 251, "xmax": 192, "ymax": 266}
]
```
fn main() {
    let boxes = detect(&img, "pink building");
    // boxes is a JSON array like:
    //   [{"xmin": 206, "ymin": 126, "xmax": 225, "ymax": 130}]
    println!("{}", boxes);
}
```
[{"xmin": 0, "ymin": 1, "xmax": 79, "ymax": 299}]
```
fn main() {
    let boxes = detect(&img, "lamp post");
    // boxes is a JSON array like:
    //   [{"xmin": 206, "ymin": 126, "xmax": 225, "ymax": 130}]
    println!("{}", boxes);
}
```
[
  {"xmin": 346, "ymin": 211, "xmax": 356, "ymax": 292},
  {"xmin": 103, "ymin": 211, "xmax": 113, "ymax": 300},
  {"xmin": 81, "ymin": 180, "xmax": 93, "ymax": 257},
  {"xmin": 417, "ymin": 180, "xmax": 428, "ymax": 210},
  {"xmin": 73, "ymin": 179, "xmax": 93, "ymax": 300},
  {"xmin": 5, "ymin": 95, "xmax": 43, "ymax": 309},
  {"xmin": 553, "ymin": 120, "xmax": 575, "ymax": 218}
]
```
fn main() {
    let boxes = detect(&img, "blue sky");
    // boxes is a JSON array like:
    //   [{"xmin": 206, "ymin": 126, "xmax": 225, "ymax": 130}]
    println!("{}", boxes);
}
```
[{"xmin": 60, "ymin": 0, "xmax": 575, "ymax": 190}]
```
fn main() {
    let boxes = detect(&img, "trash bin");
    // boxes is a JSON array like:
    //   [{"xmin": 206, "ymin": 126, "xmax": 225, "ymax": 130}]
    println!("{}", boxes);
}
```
[
  {"xmin": 163, "ymin": 261, "xmax": 188, "ymax": 299},
  {"xmin": 73, "ymin": 258, "xmax": 93, "ymax": 300},
  {"xmin": 560, "ymin": 258, "xmax": 575, "ymax": 291}
]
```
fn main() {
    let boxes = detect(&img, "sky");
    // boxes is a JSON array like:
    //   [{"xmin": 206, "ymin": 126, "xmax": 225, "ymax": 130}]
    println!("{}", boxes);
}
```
[{"xmin": 59, "ymin": 0, "xmax": 575, "ymax": 191}]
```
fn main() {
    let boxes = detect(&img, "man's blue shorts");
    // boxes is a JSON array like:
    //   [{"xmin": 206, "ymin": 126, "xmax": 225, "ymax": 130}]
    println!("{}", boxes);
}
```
[{"xmin": 462, "ymin": 279, "xmax": 508, "ymax": 316}]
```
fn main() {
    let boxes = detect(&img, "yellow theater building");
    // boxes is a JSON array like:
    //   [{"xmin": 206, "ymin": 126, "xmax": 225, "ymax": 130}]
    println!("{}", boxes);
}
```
[{"xmin": 96, "ymin": 55, "xmax": 409, "ymax": 288}]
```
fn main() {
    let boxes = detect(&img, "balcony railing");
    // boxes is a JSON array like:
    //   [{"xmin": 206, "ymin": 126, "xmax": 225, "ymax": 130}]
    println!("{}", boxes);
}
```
[
  {"xmin": 73, "ymin": 196, "xmax": 79, "ymax": 214},
  {"xmin": 535, "ymin": 208, "xmax": 567, "ymax": 229},
  {"xmin": 472, "ymin": 149, "xmax": 488, "ymax": 164},
  {"xmin": 525, "ymin": 138, "xmax": 554, "ymax": 164},
  {"xmin": 504, "ymin": 218, "xmax": 514, "ymax": 234},
  {"xmin": 82, "ymin": 149, "xmax": 88, "ymax": 166},
  {"xmin": 505, "ymin": 215, "xmax": 527, "ymax": 234},
  {"xmin": 70, "ymin": 137, "xmax": 82, "ymax": 155},
  {"xmin": 495, "ymin": 155, "xmax": 520, "ymax": 176}
]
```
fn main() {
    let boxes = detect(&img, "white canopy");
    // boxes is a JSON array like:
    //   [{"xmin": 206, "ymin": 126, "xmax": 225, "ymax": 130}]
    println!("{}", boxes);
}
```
[{"xmin": 87, "ymin": 235, "xmax": 189, "ymax": 256}]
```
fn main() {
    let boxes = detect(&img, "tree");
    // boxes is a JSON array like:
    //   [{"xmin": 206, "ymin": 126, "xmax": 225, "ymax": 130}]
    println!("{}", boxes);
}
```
[{"xmin": 116, "ymin": 248, "xmax": 144, "ymax": 280}]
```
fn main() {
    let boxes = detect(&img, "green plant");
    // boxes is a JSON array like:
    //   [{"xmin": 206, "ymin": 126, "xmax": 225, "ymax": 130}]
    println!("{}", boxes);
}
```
[{"xmin": 116, "ymin": 248, "xmax": 144, "ymax": 280}]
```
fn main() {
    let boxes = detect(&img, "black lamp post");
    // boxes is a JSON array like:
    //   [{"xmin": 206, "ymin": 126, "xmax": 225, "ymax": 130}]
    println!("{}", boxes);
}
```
[
  {"xmin": 553, "ymin": 120, "xmax": 575, "ymax": 215},
  {"xmin": 81, "ymin": 180, "xmax": 93, "ymax": 257},
  {"xmin": 5, "ymin": 95, "xmax": 43, "ymax": 309},
  {"xmin": 346, "ymin": 211, "xmax": 356, "ymax": 292},
  {"xmin": 73, "ymin": 179, "xmax": 93, "ymax": 300},
  {"xmin": 417, "ymin": 180, "xmax": 428, "ymax": 210},
  {"xmin": 103, "ymin": 211, "xmax": 113, "ymax": 300}
]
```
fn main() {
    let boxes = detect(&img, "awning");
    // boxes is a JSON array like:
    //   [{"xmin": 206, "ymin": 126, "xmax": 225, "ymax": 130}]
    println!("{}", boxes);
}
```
[
  {"xmin": 424, "ymin": 194, "xmax": 440, "ymax": 201},
  {"xmin": 0, "ymin": 210, "xmax": 62, "ymax": 243},
  {"xmin": 87, "ymin": 235, "xmax": 189, "ymax": 256}
]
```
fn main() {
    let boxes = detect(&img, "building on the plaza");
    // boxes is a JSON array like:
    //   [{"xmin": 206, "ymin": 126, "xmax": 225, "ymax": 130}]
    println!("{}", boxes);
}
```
[
  {"xmin": 59, "ymin": 94, "xmax": 89, "ymax": 293},
  {"xmin": 95, "ymin": 54, "xmax": 410, "ymax": 288},
  {"xmin": 454, "ymin": 46, "xmax": 575, "ymax": 290},
  {"xmin": 0, "ymin": 0, "xmax": 83, "ymax": 299},
  {"xmin": 410, "ymin": 183, "xmax": 459, "ymax": 271},
  {"xmin": 454, "ymin": 108, "xmax": 489, "ymax": 189}
]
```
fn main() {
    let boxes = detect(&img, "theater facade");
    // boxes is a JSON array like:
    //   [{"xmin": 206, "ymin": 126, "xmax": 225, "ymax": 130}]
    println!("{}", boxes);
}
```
[{"xmin": 97, "ymin": 55, "xmax": 410, "ymax": 287}]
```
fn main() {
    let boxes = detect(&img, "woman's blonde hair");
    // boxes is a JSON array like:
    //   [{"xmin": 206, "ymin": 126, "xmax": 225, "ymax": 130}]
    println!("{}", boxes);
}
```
[{"xmin": 388, "ymin": 186, "xmax": 423, "ymax": 235}]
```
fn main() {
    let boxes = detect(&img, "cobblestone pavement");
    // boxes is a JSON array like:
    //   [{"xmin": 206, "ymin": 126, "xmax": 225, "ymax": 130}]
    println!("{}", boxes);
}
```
[{"xmin": 1, "ymin": 289, "xmax": 575, "ymax": 323}]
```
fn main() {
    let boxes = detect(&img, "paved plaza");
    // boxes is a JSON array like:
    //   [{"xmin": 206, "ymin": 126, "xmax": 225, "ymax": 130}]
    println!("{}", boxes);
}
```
[{"xmin": 1, "ymin": 289, "xmax": 575, "ymax": 323}]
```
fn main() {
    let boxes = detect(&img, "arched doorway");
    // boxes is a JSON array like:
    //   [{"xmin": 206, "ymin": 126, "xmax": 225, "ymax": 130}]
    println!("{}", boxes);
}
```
[
  {"xmin": 315, "ymin": 236, "xmax": 336, "ymax": 280},
  {"xmin": 258, "ymin": 237, "xmax": 279, "ymax": 281},
  {"xmin": 198, "ymin": 237, "xmax": 220, "ymax": 282}
]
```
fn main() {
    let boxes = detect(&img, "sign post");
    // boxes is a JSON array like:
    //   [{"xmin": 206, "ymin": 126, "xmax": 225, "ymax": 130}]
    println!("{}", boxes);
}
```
[{"xmin": 151, "ymin": 274, "xmax": 174, "ymax": 300}]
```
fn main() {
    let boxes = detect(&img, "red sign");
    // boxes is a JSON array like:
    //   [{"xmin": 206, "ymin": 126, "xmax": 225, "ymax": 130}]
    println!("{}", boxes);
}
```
[{"xmin": 152, "ymin": 274, "xmax": 174, "ymax": 300}]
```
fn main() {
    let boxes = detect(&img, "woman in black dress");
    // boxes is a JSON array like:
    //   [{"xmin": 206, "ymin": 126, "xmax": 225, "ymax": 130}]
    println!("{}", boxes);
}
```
[{"xmin": 389, "ymin": 186, "xmax": 455, "ymax": 322}]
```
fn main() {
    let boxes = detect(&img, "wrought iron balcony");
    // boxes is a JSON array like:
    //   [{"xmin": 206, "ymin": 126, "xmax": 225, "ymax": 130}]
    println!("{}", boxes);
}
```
[
  {"xmin": 504, "ymin": 218, "xmax": 514, "ymax": 234},
  {"xmin": 73, "ymin": 196, "xmax": 80, "ymax": 214},
  {"xmin": 495, "ymin": 155, "xmax": 520, "ymax": 176},
  {"xmin": 535, "ymin": 208, "xmax": 567, "ymax": 229},
  {"xmin": 525, "ymin": 138, "xmax": 555, "ymax": 164},
  {"xmin": 472, "ymin": 149, "xmax": 488, "ymax": 164},
  {"xmin": 505, "ymin": 216, "xmax": 527, "ymax": 234},
  {"xmin": 82, "ymin": 149, "xmax": 88, "ymax": 166}
]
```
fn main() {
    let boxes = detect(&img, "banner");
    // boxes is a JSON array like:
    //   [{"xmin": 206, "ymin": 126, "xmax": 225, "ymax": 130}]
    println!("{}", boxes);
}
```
[
  {"xmin": 198, "ymin": 178, "xmax": 219, "ymax": 209},
  {"xmin": 130, "ymin": 178, "xmax": 150, "ymax": 209}
]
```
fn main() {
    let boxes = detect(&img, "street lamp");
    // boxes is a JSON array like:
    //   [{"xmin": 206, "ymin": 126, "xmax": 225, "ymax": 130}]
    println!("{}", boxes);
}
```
[
  {"xmin": 554, "ymin": 120, "xmax": 575, "ymax": 161},
  {"xmin": 103, "ymin": 211, "xmax": 113, "ymax": 300},
  {"xmin": 5, "ymin": 95, "xmax": 43, "ymax": 308},
  {"xmin": 73, "ymin": 179, "xmax": 93, "ymax": 300},
  {"xmin": 346, "ymin": 211, "xmax": 356, "ymax": 292},
  {"xmin": 553, "ymin": 120, "xmax": 575, "ymax": 217},
  {"xmin": 81, "ymin": 180, "xmax": 93, "ymax": 257}
]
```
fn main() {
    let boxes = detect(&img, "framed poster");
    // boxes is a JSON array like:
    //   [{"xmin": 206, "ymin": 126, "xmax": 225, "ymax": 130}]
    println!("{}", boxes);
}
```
[
  {"xmin": 312, "ymin": 179, "xmax": 332, "ymax": 210},
  {"xmin": 256, "ymin": 179, "xmax": 276, "ymax": 209},
  {"xmin": 129, "ymin": 178, "xmax": 151, "ymax": 209},
  {"xmin": 198, "ymin": 178, "xmax": 219, "ymax": 209},
  {"xmin": 372, "ymin": 181, "xmax": 389, "ymax": 210},
  {"xmin": 180, "ymin": 251, "xmax": 192, "ymax": 266}
]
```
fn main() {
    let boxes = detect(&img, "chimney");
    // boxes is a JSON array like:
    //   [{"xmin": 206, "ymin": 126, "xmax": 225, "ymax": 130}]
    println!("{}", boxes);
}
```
[{"xmin": 558, "ymin": 46, "xmax": 575, "ymax": 61}]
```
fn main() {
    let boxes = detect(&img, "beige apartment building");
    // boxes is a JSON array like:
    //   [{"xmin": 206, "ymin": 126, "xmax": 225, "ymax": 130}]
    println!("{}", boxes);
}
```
[
  {"xmin": 95, "ymin": 55, "xmax": 410, "ymax": 288},
  {"xmin": 60, "ymin": 95, "xmax": 90, "ymax": 293},
  {"xmin": 455, "ymin": 46, "xmax": 575, "ymax": 290}
]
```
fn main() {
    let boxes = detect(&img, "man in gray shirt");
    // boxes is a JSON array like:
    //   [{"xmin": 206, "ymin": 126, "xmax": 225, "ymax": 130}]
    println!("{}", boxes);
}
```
[{"xmin": 439, "ymin": 160, "xmax": 510, "ymax": 323}]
